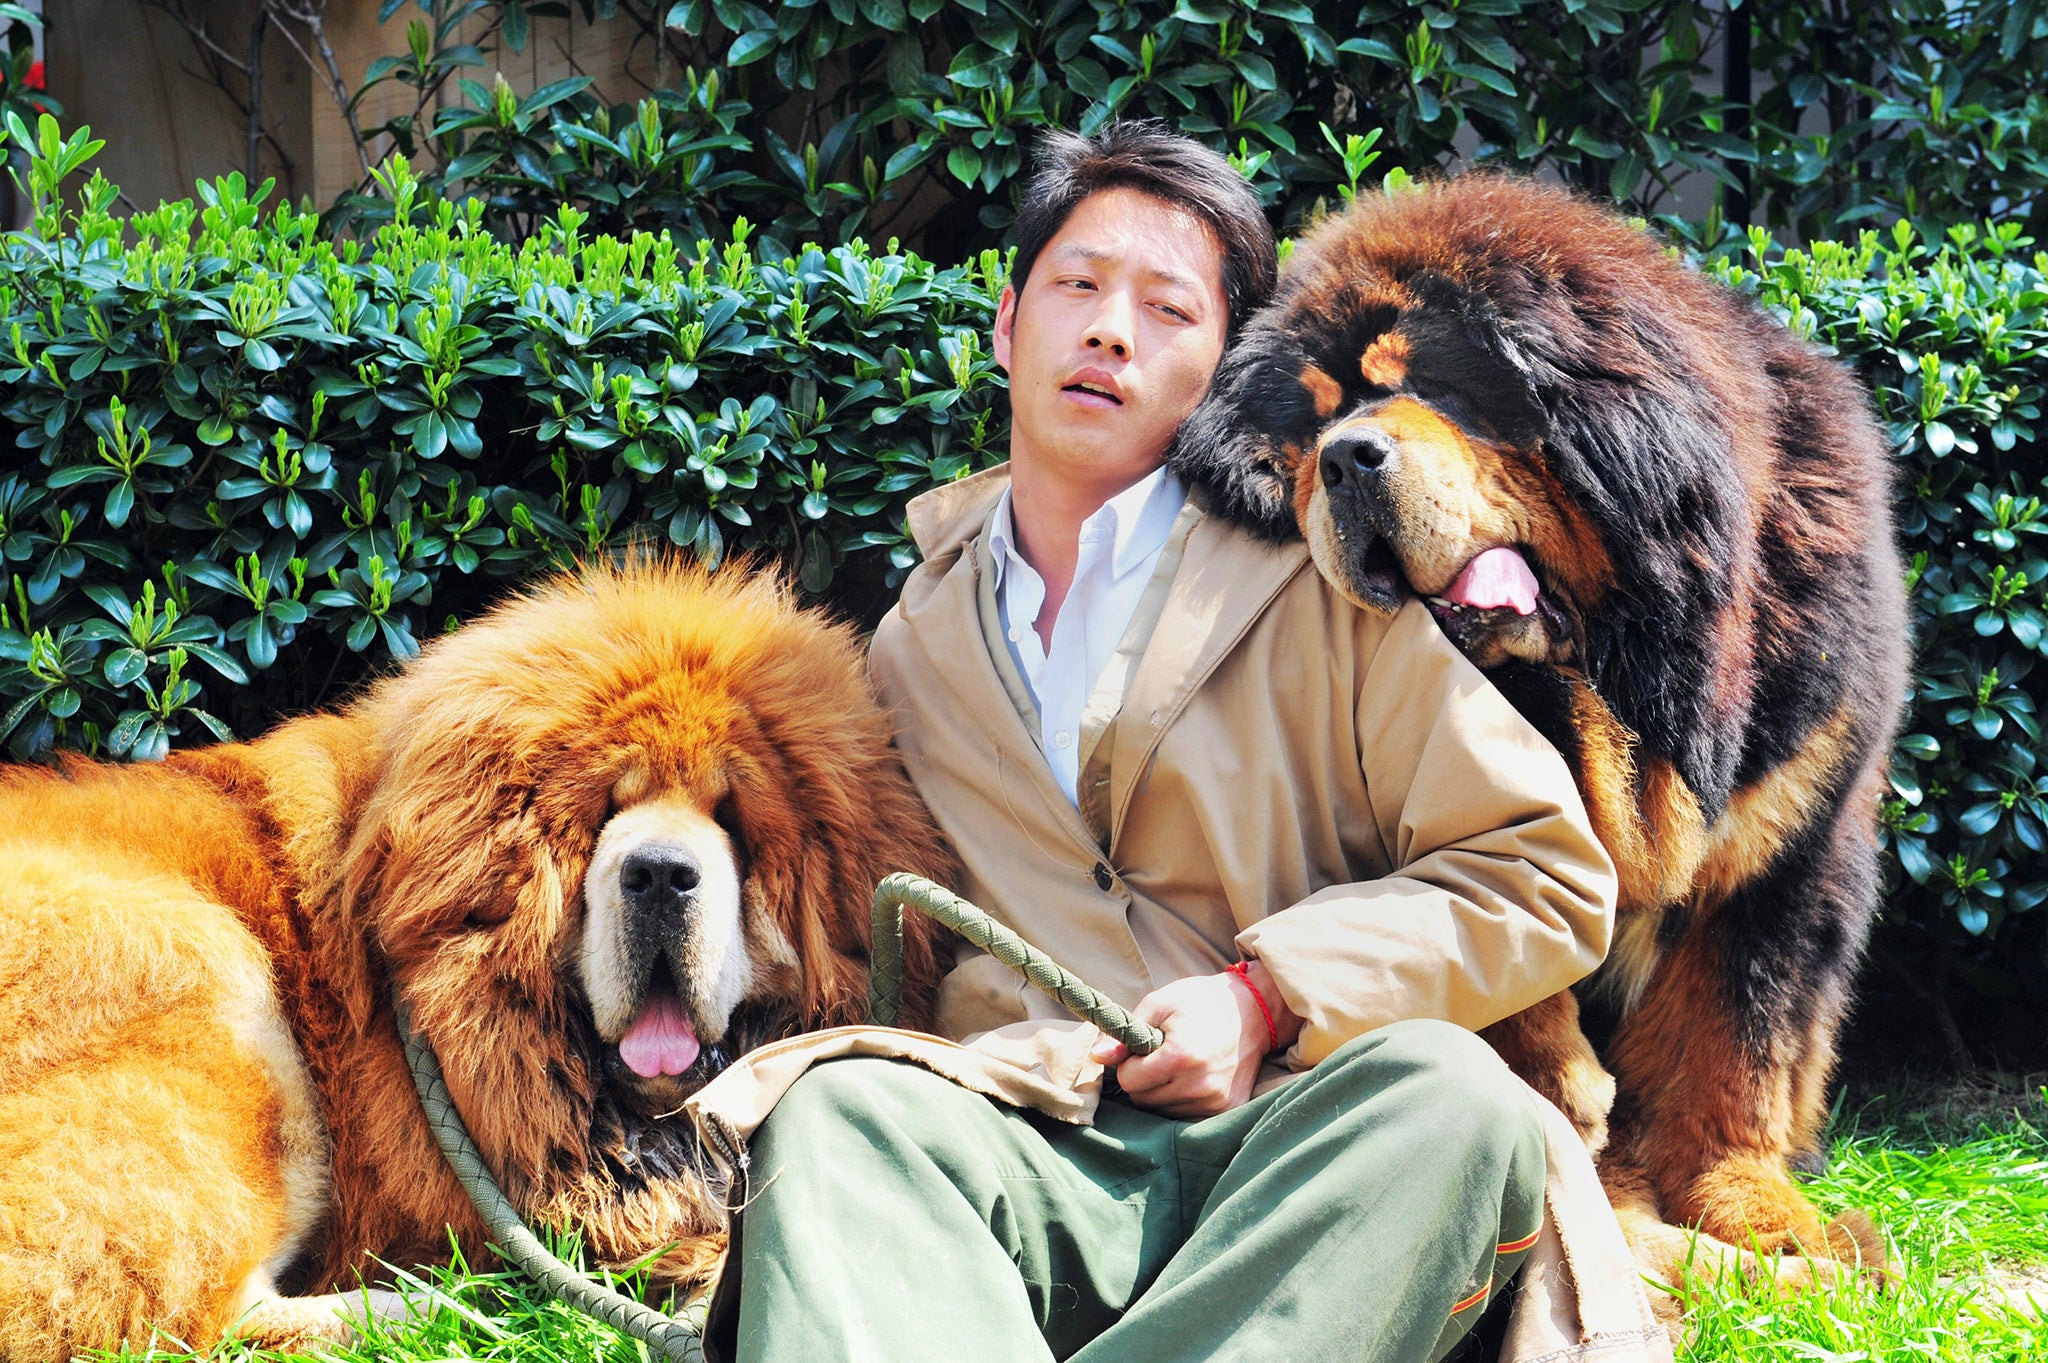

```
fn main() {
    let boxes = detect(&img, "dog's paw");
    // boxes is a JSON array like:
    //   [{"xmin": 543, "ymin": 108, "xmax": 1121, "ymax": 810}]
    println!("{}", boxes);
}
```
[
  {"xmin": 230, "ymin": 1287, "xmax": 413, "ymax": 1347},
  {"xmin": 1552, "ymin": 1058, "xmax": 1617, "ymax": 1158}
]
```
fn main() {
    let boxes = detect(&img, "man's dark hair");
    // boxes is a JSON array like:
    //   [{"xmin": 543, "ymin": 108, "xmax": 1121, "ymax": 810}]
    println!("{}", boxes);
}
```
[{"xmin": 1010, "ymin": 121, "xmax": 1277, "ymax": 338}]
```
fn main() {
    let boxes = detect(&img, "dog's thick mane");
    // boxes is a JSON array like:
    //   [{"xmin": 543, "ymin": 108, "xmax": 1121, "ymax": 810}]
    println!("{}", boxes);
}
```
[
  {"xmin": 1173, "ymin": 176, "xmax": 1898, "ymax": 818},
  {"xmin": 154, "ymin": 560, "xmax": 951, "ymax": 1294}
]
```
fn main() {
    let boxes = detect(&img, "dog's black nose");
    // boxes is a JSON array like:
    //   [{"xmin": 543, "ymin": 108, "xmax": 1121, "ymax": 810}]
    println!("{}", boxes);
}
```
[
  {"xmin": 621, "ymin": 846, "xmax": 701, "ymax": 917},
  {"xmin": 1320, "ymin": 427, "xmax": 1398, "ymax": 491}
]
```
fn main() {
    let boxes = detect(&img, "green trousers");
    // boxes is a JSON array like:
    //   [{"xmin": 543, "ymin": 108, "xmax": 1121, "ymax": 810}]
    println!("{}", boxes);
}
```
[{"xmin": 708, "ymin": 1019, "xmax": 1545, "ymax": 1362}]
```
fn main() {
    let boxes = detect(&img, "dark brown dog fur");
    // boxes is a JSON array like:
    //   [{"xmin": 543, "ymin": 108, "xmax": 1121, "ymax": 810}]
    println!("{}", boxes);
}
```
[{"xmin": 1170, "ymin": 175, "xmax": 1909, "ymax": 1297}]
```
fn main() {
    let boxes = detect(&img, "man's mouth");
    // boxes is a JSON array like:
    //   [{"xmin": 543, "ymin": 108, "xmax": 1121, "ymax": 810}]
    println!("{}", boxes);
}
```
[{"xmin": 1061, "ymin": 376, "xmax": 1123, "ymax": 406}]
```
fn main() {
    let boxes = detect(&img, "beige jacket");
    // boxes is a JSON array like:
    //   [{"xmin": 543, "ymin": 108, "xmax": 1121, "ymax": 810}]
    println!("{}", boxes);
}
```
[{"xmin": 690, "ymin": 466, "xmax": 1672, "ymax": 1362}]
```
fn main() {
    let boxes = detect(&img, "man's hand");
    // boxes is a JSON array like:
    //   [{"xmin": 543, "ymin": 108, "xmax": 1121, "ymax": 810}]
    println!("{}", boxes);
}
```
[{"xmin": 1088, "ymin": 960, "xmax": 1303, "ymax": 1119}]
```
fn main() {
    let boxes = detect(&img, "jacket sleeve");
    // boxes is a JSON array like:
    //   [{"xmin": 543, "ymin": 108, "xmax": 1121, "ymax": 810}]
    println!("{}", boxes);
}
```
[{"xmin": 1233, "ymin": 601, "xmax": 1617, "ymax": 1067}]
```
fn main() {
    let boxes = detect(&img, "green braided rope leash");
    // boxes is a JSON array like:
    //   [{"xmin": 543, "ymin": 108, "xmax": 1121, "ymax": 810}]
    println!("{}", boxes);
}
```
[
  {"xmin": 867, "ymin": 872, "xmax": 1163, "ymax": 1055},
  {"xmin": 394, "ymin": 1000, "xmax": 708, "ymax": 1362},
  {"xmin": 396, "ymin": 873, "xmax": 1155, "ymax": 1355}
]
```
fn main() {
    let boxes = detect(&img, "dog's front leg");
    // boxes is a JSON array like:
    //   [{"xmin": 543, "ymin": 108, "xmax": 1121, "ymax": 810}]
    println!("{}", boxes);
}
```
[{"xmin": 1480, "ymin": 987, "xmax": 1616, "ymax": 1156}]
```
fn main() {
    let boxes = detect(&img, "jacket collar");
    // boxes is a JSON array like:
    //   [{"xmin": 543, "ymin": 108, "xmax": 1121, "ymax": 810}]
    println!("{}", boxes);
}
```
[
  {"xmin": 906, "ymin": 464, "xmax": 1012, "ymax": 560},
  {"xmin": 897, "ymin": 464, "xmax": 1310, "ymax": 849}
]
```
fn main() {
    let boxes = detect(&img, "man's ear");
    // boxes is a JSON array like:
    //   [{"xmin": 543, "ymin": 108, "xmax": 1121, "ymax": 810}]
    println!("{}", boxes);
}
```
[{"xmin": 992, "ymin": 285, "xmax": 1017, "ymax": 372}]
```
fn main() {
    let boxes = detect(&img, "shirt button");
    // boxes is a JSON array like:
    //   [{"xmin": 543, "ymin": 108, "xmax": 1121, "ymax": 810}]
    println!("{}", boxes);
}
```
[
  {"xmin": 1054, "ymin": 731, "xmax": 1073, "ymax": 749},
  {"xmin": 1008, "ymin": 626, "xmax": 1024, "ymax": 642},
  {"xmin": 1093, "ymin": 863, "xmax": 1115, "ymax": 892}
]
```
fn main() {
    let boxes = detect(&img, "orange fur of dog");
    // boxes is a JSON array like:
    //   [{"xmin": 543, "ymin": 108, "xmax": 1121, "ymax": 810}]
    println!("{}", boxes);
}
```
[{"xmin": 0, "ymin": 561, "xmax": 950, "ymax": 1358}]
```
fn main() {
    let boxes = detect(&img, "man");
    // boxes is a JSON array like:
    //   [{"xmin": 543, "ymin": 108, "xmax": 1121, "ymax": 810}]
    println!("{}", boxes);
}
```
[{"xmin": 711, "ymin": 123, "xmax": 1625, "ymax": 1362}]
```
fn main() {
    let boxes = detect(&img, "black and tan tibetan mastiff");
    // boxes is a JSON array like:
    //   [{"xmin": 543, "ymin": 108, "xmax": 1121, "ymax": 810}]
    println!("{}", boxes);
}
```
[{"xmin": 1170, "ymin": 176, "xmax": 1908, "ymax": 1289}]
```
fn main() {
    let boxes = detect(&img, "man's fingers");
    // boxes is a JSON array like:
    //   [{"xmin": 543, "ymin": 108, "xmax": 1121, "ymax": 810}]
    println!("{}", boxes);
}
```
[
  {"xmin": 1119, "ymin": 1066, "xmax": 1231, "ymax": 1118},
  {"xmin": 1112, "ymin": 1040, "xmax": 1187, "ymax": 1095},
  {"xmin": 1089, "ymin": 1036, "xmax": 1129, "ymax": 1065},
  {"xmin": 1116, "ymin": 1049, "xmax": 1222, "ymax": 1105},
  {"xmin": 1110, "ymin": 1002, "xmax": 1181, "ymax": 1088}
]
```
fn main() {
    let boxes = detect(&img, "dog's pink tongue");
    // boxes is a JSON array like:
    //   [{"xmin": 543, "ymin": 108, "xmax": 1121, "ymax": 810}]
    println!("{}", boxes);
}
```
[
  {"xmin": 1444, "ymin": 547, "xmax": 1540, "ymax": 615},
  {"xmin": 619, "ymin": 990, "xmax": 701, "ymax": 1078}
]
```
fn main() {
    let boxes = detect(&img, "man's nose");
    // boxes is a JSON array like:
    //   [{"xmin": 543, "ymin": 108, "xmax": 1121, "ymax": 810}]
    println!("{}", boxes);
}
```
[{"xmin": 1084, "ymin": 292, "xmax": 1134, "ymax": 358}]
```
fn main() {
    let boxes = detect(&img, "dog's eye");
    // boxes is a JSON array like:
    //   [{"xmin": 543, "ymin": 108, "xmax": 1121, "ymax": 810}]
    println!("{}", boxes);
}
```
[
  {"xmin": 464, "ymin": 899, "xmax": 517, "ymax": 930},
  {"xmin": 713, "ymin": 792, "xmax": 746, "ymax": 858}
]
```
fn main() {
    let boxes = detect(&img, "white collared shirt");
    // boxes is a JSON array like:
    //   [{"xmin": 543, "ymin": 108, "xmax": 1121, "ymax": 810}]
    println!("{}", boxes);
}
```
[{"xmin": 988, "ymin": 465, "xmax": 1188, "ymax": 805}]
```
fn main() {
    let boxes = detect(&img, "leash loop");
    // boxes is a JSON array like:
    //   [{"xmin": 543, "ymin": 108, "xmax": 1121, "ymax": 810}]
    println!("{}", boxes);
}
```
[
  {"xmin": 868, "ymin": 872, "xmax": 1163, "ymax": 1055},
  {"xmin": 395, "ymin": 1000, "xmax": 706, "ymax": 1361},
  {"xmin": 400, "ymin": 874, "xmax": 1155, "ymax": 1352}
]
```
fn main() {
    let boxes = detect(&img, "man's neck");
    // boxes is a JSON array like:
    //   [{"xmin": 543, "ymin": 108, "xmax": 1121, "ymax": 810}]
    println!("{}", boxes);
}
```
[{"xmin": 1007, "ymin": 459, "xmax": 1160, "ymax": 649}]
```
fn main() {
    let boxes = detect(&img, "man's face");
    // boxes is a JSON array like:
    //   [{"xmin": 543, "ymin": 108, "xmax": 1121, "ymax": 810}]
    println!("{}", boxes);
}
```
[{"xmin": 993, "ymin": 187, "xmax": 1230, "ymax": 499}]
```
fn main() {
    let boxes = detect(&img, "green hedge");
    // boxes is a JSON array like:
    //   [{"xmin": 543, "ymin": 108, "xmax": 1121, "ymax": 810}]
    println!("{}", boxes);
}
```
[
  {"xmin": 1711, "ymin": 221, "xmax": 2048, "ymax": 1035},
  {"xmin": 2, "ymin": 120, "xmax": 2043, "ymax": 1037},
  {"xmin": 334, "ymin": 0, "xmax": 2048, "ymax": 260},
  {"xmin": 0, "ymin": 123, "xmax": 1007, "ymax": 758}
]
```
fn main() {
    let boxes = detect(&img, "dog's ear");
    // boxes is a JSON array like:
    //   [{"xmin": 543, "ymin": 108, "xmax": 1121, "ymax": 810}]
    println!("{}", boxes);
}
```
[
  {"xmin": 337, "ymin": 706, "xmax": 602, "ymax": 1201},
  {"xmin": 1167, "ymin": 324, "xmax": 1316, "ymax": 541},
  {"xmin": 721, "ymin": 656, "xmax": 955, "ymax": 1033},
  {"xmin": 1496, "ymin": 292, "xmax": 1749, "ymax": 817},
  {"xmin": 341, "ymin": 722, "xmax": 587, "ymax": 986}
]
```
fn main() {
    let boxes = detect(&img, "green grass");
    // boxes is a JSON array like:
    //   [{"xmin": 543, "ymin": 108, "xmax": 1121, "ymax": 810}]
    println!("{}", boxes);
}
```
[
  {"xmin": 325, "ymin": 1244, "xmax": 706, "ymax": 1363},
  {"xmin": 97, "ymin": 1080, "xmax": 2048, "ymax": 1363},
  {"xmin": 1676, "ymin": 1078, "xmax": 2048, "ymax": 1361}
]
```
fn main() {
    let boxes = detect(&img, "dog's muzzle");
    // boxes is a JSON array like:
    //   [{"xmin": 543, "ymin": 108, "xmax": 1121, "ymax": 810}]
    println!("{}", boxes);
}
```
[
  {"xmin": 1319, "ymin": 424, "xmax": 1398, "ymax": 498},
  {"xmin": 620, "ymin": 844, "xmax": 702, "ymax": 953},
  {"xmin": 1315, "ymin": 426, "xmax": 1407, "ymax": 612}
]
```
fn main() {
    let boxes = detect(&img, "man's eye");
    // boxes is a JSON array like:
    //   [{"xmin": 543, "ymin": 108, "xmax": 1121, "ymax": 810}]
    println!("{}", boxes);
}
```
[{"xmin": 1157, "ymin": 303, "xmax": 1192, "ymax": 323}]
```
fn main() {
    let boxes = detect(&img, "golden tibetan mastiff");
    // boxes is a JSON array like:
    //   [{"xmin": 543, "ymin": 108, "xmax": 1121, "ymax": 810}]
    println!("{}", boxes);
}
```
[
  {"xmin": 0, "ymin": 562, "xmax": 949, "ymax": 1356},
  {"xmin": 1170, "ymin": 177, "xmax": 1908, "ymax": 1288}
]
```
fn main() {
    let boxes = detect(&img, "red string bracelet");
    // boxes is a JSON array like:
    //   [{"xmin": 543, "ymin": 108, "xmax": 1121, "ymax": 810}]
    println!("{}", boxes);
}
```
[{"xmin": 1226, "ymin": 960, "xmax": 1281, "ymax": 1053}]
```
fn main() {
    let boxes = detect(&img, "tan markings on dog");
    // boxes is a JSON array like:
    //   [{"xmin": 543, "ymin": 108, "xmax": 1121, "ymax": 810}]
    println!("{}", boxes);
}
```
[
  {"xmin": 1564, "ymin": 681, "xmax": 1649, "ymax": 902},
  {"xmin": 1784, "ymin": 999, "xmax": 1854, "ymax": 1194},
  {"xmin": 1642, "ymin": 757, "xmax": 1709, "ymax": 899},
  {"xmin": 1479, "ymin": 989, "xmax": 1614, "ymax": 1155},
  {"xmin": 1569, "ymin": 686, "xmax": 1703, "ymax": 906},
  {"xmin": 1568, "ymin": 681, "xmax": 1708, "ymax": 1014},
  {"xmin": 1290, "ymin": 441, "xmax": 1320, "ymax": 526},
  {"xmin": 1300, "ymin": 484, "xmax": 1383, "ymax": 615},
  {"xmin": 1602, "ymin": 912, "xmax": 1665, "ymax": 1022},
  {"xmin": 1693, "ymin": 705, "xmax": 1857, "ymax": 907},
  {"xmin": 1313, "ymin": 398, "xmax": 1617, "ymax": 617},
  {"xmin": 1299, "ymin": 364, "xmax": 1345, "ymax": 419},
  {"xmin": 1359, "ymin": 331, "xmax": 1411, "ymax": 389}
]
